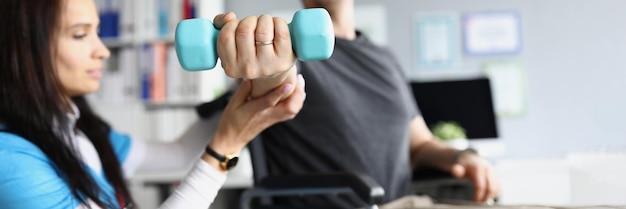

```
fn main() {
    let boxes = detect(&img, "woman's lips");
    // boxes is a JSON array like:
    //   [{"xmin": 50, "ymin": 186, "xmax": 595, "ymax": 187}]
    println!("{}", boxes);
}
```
[{"xmin": 87, "ymin": 69, "xmax": 102, "ymax": 79}]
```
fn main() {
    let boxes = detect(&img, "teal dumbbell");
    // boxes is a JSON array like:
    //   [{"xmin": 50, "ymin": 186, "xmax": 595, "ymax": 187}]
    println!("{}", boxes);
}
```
[{"xmin": 175, "ymin": 8, "xmax": 334, "ymax": 71}]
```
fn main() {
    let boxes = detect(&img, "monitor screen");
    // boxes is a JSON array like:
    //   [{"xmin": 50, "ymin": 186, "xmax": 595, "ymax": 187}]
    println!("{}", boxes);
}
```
[{"xmin": 410, "ymin": 77, "xmax": 498, "ymax": 139}]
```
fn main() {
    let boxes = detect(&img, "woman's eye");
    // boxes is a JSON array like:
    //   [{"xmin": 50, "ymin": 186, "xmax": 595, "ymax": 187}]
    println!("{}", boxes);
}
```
[{"xmin": 73, "ymin": 34, "xmax": 87, "ymax": 40}]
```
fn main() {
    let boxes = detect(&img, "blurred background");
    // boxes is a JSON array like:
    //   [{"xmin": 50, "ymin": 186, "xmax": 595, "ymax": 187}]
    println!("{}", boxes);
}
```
[{"xmin": 92, "ymin": 0, "xmax": 626, "ymax": 207}]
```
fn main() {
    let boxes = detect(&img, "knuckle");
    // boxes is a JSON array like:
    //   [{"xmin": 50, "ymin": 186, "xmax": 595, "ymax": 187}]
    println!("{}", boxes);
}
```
[
  {"xmin": 255, "ymin": 27, "xmax": 271, "ymax": 38},
  {"xmin": 217, "ymin": 32, "xmax": 232, "ymax": 45},
  {"xmin": 260, "ymin": 98, "xmax": 275, "ymax": 108},
  {"xmin": 273, "ymin": 17, "xmax": 287, "ymax": 25},
  {"xmin": 259, "ymin": 14, "xmax": 272, "ymax": 19},
  {"xmin": 222, "ymin": 65, "xmax": 239, "ymax": 78},
  {"xmin": 285, "ymin": 105, "xmax": 300, "ymax": 115},
  {"xmin": 474, "ymin": 182, "xmax": 486, "ymax": 191},
  {"xmin": 275, "ymin": 28, "xmax": 290, "ymax": 41},
  {"xmin": 236, "ymin": 25, "xmax": 254, "ymax": 38},
  {"xmin": 283, "ymin": 115, "xmax": 296, "ymax": 121},
  {"xmin": 243, "ymin": 63, "xmax": 258, "ymax": 78}
]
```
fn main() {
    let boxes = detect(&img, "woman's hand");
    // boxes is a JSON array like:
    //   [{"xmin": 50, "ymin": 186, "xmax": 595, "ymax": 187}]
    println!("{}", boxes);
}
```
[
  {"xmin": 208, "ymin": 74, "xmax": 306, "ymax": 156},
  {"xmin": 213, "ymin": 12, "xmax": 296, "ymax": 80}
]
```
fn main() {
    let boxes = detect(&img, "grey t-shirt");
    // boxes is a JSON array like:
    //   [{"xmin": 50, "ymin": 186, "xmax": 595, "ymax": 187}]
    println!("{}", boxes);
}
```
[{"xmin": 261, "ymin": 32, "xmax": 419, "ymax": 208}]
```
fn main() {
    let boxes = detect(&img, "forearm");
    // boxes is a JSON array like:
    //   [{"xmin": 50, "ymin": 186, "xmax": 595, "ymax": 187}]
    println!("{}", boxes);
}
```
[
  {"xmin": 250, "ymin": 65, "xmax": 297, "ymax": 98},
  {"xmin": 158, "ymin": 160, "xmax": 226, "ymax": 209},
  {"xmin": 136, "ymin": 118, "xmax": 221, "ymax": 173},
  {"xmin": 410, "ymin": 137, "xmax": 458, "ymax": 171}
]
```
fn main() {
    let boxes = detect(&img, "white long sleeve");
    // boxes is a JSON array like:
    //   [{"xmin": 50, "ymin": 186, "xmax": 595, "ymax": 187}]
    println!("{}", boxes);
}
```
[
  {"xmin": 74, "ymin": 161, "xmax": 226, "ymax": 209},
  {"xmin": 130, "ymin": 112, "xmax": 227, "ymax": 209},
  {"xmin": 158, "ymin": 160, "xmax": 227, "ymax": 209},
  {"xmin": 136, "ymin": 112, "xmax": 222, "ymax": 173}
]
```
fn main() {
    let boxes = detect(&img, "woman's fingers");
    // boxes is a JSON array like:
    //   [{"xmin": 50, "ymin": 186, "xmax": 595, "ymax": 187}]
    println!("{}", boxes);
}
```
[
  {"xmin": 266, "ymin": 74, "xmax": 306, "ymax": 121},
  {"xmin": 228, "ymin": 79, "xmax": 253, "ymax": 108},
  {"xmin": 245, "ymin": 82, "xmax": 294, "ymax": 113},
  {"xmin": 243, "ymin": 74, "xmax": 305, "ymax": 119}
]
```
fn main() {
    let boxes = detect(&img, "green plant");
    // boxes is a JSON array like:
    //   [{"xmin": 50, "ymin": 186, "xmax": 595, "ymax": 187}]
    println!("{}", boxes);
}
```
[{"xmin": 431, "ymin": 121, "xmax": 466, "ymax": 141}]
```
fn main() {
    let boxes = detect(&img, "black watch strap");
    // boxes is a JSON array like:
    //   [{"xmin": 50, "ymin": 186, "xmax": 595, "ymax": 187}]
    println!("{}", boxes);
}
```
[{"xmin": 205, "ymin": 146, "xmax": 226, "ymax": 162}]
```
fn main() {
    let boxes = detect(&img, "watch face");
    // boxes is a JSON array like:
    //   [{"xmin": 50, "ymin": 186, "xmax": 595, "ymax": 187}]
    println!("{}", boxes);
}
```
[{"xmin": 225, "ymin": 156, "xmax": 239, "ymax": 170}]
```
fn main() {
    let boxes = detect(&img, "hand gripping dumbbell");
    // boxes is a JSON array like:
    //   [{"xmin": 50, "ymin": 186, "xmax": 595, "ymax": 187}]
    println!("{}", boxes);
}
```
[{"xmin": 175, "ymin": 8, "xmax": 335, "ymax": 71}]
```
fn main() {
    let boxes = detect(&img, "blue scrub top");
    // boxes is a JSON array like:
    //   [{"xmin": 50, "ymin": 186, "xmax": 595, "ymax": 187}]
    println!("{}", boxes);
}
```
[{"xmin": 0, "ymin": 125, "xmax": 132, "ymax": 209}]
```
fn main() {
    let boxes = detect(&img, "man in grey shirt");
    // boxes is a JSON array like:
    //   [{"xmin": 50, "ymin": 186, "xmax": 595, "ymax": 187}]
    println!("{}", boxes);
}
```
[{"xmin": 207, "ymin": 0, "xmax": 500, "ymax": 208}]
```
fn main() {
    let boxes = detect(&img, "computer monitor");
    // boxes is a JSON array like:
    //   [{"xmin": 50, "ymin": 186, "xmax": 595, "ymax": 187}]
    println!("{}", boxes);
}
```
[{"xmin": 410, "ymin": 77, "xmax": 498, "ymax": 139}]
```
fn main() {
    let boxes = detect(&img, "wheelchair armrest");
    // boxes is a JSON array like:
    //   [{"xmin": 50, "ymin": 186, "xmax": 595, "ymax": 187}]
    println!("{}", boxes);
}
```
[
  {"xmin": 413, "ymin": 166, "xmax": 456, "ymax": 181},
  {"xmin": 259, "ymin": 172, "xmax": 385, "ymax": 205}
]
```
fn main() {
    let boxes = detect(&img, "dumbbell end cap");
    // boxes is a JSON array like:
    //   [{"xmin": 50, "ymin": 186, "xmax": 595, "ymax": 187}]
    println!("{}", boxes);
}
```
[
  {"xmin": 175, "ymin": 19, "xmax": 219, "ymax": 71},
  {"xmin": 291, "ymin": 8, "xmax": 335, "ymax": 61}
]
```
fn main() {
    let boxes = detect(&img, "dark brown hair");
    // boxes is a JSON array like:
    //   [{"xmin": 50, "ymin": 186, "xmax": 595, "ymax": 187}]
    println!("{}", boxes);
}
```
[{"xmin": 0, "ymin": 0, "xmax": 132, "ymax": 208}]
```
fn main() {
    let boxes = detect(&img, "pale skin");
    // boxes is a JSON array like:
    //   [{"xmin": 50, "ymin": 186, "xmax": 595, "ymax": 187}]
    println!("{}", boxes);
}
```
[
  {"xmin": 54, "ymin": 0, "xmax": 305, "ymax": 174},
  {"xmin": 214, "ymin": 13, "xmax": 299, "ymax": 100},
  {"xmin": 212, "ymin": 0, "xmax": 499, "ymax": 202}
]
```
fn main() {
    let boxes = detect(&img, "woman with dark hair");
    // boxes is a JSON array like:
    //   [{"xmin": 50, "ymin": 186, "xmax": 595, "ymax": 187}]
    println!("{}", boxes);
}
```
[{"xmin": 0, "ymin": 0, "xmax": 303, "ymax": 208}]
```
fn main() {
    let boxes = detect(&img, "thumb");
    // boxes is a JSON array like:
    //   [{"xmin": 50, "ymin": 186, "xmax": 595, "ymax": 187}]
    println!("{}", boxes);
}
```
[
  {"xmin": 450, "ymin": 164, "xmax": 466, "ymax": 178},
  {"xmin": 213, "ymin": 12, "xmax": 237, "ymax": 29}
]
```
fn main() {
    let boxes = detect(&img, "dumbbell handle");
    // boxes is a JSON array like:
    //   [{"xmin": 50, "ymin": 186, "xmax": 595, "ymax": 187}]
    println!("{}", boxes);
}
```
[{"xmin": 175, "ymin": 8, "xmax": 334, "ymax": 71}]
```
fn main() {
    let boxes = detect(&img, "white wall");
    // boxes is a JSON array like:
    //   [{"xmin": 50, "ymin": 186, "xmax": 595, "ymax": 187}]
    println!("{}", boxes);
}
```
[
  {"xmin": 225, "ymin": 0, "xmax": 626, "ymax": 159},
  {"xmin": 387, "ymin": 0, "xmax": 626, "ymax": 159}
]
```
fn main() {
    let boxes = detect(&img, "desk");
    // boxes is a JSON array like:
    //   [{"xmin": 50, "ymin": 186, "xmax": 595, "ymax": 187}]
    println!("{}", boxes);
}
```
[{"xmin": 381, "ymin": 196, "xmax": 622, "ymax": 209}]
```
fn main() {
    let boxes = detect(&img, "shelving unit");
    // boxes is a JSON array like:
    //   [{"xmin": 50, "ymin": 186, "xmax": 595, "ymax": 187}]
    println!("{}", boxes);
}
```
[
  {"xmin": 102, "ymin": 38, "xmax": 175, "ymax": 48},
  {"xmin": 91, "ymin": 0, "xmax": 229, "ymax": 142}
]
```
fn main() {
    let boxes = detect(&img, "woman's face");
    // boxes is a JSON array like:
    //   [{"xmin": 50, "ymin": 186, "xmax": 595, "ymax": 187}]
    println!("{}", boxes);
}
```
[{"xmin": 55, "ymin": 0, "xmax": 110, "ymax": 97}]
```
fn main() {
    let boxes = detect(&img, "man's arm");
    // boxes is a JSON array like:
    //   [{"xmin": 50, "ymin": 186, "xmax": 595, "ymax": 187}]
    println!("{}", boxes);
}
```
[
  {"xmin": 408, "ymin": 116, "xmax": 500, "ymax": 202},
  {"xmin": 408, "ymin": 115, "xmax": 457, "ymax": 171}
]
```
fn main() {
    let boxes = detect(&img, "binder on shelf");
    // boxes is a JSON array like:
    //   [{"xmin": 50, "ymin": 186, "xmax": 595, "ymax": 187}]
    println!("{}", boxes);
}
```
[
  {"xmin": 157, "ymin": 0, "xmax": 170, "ymax": 38},
  {"xmin": 119, "ymin": 48, "xmax": 139, "ymax": 102},
  {"xmin": 99, "ymin": 50, "xmax": 126, "ymax": 104},
  {"xmin": 150, "ymin": 42, "xmax": 168, "ymax": 103},
  {"xmin": 119, "ymin": 0, "xmax": 134, "ymax": 42},
  {"xmin": 96, "ymin": 0, "xmax": 120, "ymax": 38},
  {"xmin": 168, "ymin": 0, "xmax": 184, "ymax": 40},
  {"xmin": 183, "ymin": 0, "xmax": 196, "ymax": 19},
  {"xmin": 166, "ymin": 46, "xmax": 184, "ymax": 103},
  {"xmin": 139, "ymin": 44, "xmax": 153, "ymax": 101}
]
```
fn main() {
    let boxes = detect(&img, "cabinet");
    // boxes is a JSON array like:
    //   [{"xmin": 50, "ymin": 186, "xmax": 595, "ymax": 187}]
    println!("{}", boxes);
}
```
[{"xmin": 90, "ymin": 0, "xmax": 230, "ymax": 142}]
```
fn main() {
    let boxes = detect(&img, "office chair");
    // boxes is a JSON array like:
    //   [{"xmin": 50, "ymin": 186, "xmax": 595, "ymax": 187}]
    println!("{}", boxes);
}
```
[
  {"xmin": 239, "ymin": 135, "xmax": 385, "ymax": 209},
  {"xmin": 241, "ymin": 135, "xmax": 474, "ymax": 208}
]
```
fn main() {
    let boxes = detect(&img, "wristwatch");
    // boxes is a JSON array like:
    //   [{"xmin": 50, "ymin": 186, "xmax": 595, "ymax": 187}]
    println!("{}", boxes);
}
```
[
  {"xmin": 204, "ymin": 146, "xmax": 239, "ymax": 170},
  {"xmin": 453, "ymin": 148, "xmax": 478, "ymax": 163}
]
